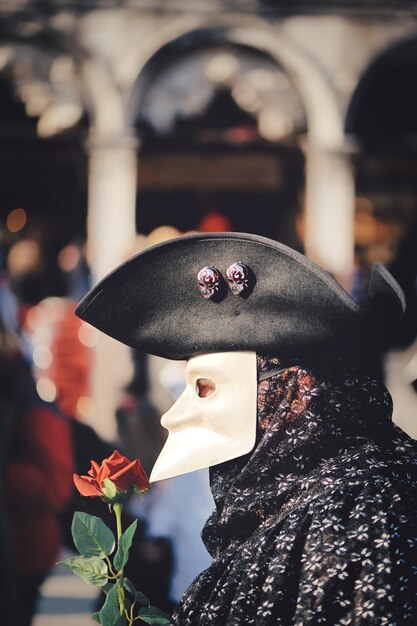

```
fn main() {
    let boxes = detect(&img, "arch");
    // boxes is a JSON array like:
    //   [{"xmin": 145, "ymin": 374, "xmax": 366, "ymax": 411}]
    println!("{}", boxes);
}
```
[
  {"xmin": 0, "ymin": 16, "xmax": 124, "ymax": 138},
  {"xmin": 346, "ymin": 34, "xmax": 417, "ymax": 138},
  {"xmin": 122, "ymin": 15, "xmax": 343, "ymax": 148}
]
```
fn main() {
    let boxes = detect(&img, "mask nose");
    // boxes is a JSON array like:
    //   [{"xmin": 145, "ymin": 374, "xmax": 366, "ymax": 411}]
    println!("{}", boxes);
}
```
[{"xmin": 160, "ymin": 395, "xmax": 197, "ymax": 431}]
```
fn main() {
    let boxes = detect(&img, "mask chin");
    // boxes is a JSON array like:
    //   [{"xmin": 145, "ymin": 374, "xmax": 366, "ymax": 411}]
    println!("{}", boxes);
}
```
[{"xmin": 150, "ymin": 351, "xmax": 258, "ymax": 482}]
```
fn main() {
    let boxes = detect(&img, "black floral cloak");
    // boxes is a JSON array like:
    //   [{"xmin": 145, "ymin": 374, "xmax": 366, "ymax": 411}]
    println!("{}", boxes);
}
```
[{"xmin": 173, "ymin": 357, "xmax": 417, "ymax": 626}]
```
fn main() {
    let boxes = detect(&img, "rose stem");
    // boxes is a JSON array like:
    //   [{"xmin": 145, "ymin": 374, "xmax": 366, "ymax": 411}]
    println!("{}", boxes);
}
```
[{"xmin": 113, "ymin": 503, "xmax": 125, "ymax": 618}]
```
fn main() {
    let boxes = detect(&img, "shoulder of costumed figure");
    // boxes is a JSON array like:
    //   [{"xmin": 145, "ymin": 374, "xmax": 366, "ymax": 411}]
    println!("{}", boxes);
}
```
[{"xmin": 75, "ymin": 232, "xmax": 405, "ymax": 365}]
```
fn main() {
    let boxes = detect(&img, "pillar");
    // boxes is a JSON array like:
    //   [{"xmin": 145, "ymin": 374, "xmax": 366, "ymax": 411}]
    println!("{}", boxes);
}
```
[
  {"xmin": 85, "ymin": 133, "xmax": 138, "ymax": 441},
  {"xmin": 303, "ymin": 143, "xmax": 355, "ymax": 282}
]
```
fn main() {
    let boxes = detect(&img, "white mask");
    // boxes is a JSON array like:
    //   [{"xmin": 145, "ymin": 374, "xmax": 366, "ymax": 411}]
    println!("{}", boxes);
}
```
[{"xmin": 150, "ymin": 351, "xmax": 258, "ymax": 482}]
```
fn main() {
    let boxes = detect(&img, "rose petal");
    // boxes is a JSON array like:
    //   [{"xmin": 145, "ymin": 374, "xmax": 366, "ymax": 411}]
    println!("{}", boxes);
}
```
[
  {"xmin": 73, "ymin": 473, "xmax": 102, "ymax": 497},
  {"xmin": 88, "ymin": 460, "xmax": 101, "ymax": 478},
  {"xmin": 97, "ymin": 461, "xmax": 111, "ymax": 485},
  {"xmin": 109, "ymin": 459, "xmax": 138, "ymax": 490},
  {"xmin": 109, "ymin": 450, "xmax": 124, "ymax": 461},
  {"xmin": 131, "ymin": 460, "xmax": 150, "ymax": 491},
  {"xmin": 106, "ymin": 450, "xmax": 127, "ymax": 470}
]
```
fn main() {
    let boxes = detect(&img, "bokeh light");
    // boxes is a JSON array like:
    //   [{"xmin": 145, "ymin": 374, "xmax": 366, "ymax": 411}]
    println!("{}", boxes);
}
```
[
  {"xmin": 33, "ymin": 345, "xmax": 53, "ymax": 369},
  {"xmin": 205, "ymin": 52, "xmax": 239, "ymax": 84},
  {"xmin": 30, "ymin": 326, "xmax": 53, "ymax": 347},
  {"xmin": 147, "ymin": 225, "xmax": 180, "ymax": 247},
  {"xmin": 78, "ymin": 322, "xmax": 98, "ymax": 348},
  {"xmin": 6, "ymin": 208, "xmax": 27, "ymax": 233},
  {"xmin": 7, "ymin": 239, "xmax": 41, "ymax": 277},
  {"xmin": 36, "ymin": 377, "xmax": 57, "ymax": 403},
  {"xmin": 76, "ymin": 396, "xmax": 96, "ymax": 420},
  {"xmin": 58, "ymin": 243, "xmax": 81, "ymax": 272},
  {"xmin": 199, "ymin": 212, "xmax": 232, "ymax": 232},
  {"xmin": 25, "ymin": 305, "xmax": 48, "ymax": 332}
]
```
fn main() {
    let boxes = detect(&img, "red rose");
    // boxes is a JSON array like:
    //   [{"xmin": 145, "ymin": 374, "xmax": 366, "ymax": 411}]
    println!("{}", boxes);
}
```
[{"xmin": 73, "ymin": 450, "xmax": 150, "ymax": 500}]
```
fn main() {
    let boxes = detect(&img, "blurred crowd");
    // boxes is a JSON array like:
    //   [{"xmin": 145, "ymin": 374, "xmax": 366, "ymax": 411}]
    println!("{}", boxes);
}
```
[{"xmin": 0, "ymin": 219, "xmax": 218, "ymax": 626}]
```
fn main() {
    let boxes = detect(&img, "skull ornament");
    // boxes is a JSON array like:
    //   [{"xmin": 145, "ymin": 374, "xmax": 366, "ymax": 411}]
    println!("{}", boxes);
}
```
[
  {"xmin": 197, "ymin": 266, "xmax": 221, "ymax": 299},
  {"xmin": 226, "ymin": 262, "xmax": 250, "ymax": 295}
]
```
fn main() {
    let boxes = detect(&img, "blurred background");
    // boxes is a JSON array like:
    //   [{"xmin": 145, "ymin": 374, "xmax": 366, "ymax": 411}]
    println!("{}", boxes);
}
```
[{"xmin": 0, "ymin": 0, "xmax": 417, "ymax": 624}]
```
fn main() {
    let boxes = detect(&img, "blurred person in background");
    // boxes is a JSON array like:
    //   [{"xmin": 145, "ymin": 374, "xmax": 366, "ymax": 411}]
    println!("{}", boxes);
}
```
[
  {"xmin": 0, "ymin": 316, "xmax": 23, "ymax": 626},
  {"xmin": 0, "ymin": 314, "xmax": 74, "ymax": 626}
]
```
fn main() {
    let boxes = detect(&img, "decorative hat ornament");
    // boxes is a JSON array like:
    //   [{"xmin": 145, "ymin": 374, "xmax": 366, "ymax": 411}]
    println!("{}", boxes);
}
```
[
  {"xmin": 225, "ymin": 262, "xmax": 250, "ymax": 295},
  {"xmin": 197, "ymin": 266, "xmax": 221, "ymax": 299}
]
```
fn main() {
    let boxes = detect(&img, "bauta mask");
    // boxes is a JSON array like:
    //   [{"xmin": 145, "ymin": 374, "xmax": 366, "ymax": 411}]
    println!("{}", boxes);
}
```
[{"xmin": 150, "ymin": 351, "xmax": 257, "ymax": 482}]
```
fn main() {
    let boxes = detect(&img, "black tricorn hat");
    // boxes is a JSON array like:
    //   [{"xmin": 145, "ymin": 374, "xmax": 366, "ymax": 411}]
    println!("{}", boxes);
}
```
[{"xmin": 75, "ymin": 232, "xmax": 405, "ymax": 363}]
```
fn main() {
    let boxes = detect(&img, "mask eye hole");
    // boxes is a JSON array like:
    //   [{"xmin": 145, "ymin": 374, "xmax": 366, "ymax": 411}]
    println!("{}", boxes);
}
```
[{"xmin": 196, "ymin": 378, "xmax": 216, "ymax": 398}]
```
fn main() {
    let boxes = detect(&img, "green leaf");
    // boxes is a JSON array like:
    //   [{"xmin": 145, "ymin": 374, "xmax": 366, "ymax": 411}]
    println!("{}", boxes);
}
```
[
  {"xmin": 72, "ymin": 511, "xmax": 115, "ymax": 558},
  {"xmin": 123, "ymin": 577, "xmax": 136, "ymax": 598},
  {"xmin": 138, "ymin": 606, "xmax": 172, "ymax": 625},
  {"xmin": 98, "ymin": 584, "xmax": 123, "ymax": 626},
  {"xmin": 114, "ymin": 520, "xmax": 137, "ymax": 571},
  {"xmin": 124, "ymin": 577, "xmax": 150, "ymax": 607},
  {"xmin": 58, "ymin": 556, "xmax": 108, "ymax": 586},
  {"xmin": 103, "ymin": 582, "xmax": 114, "ymax": 595},
  {"xmin": 92, "ymin": 611, "xmax": 101, "ymax": 623},
  {"xmin": 136, "ymin": 591, "xmax": 151, "ymax": 607}
]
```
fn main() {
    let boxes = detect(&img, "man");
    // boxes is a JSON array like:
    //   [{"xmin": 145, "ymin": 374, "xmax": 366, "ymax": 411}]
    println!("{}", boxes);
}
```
[{"xmin": 77, "ymin": 232, "xmax": 417, "ymax": 625}]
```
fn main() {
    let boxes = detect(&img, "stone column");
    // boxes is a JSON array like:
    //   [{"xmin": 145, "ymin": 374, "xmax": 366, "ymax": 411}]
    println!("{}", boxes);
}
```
[
  {"xmin": 303, "ymin": 143, "xmax": 355, "ymax": 283},
  {"xmin": 85, "ymin": 133, "xmax": 138, "ymax": 441}
]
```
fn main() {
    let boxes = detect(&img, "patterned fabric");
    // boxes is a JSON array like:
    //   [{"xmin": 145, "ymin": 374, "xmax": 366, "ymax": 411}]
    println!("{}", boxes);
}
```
[{"xmin": 173, "ymin": 356, "xmax": 417, "ymax": 625}]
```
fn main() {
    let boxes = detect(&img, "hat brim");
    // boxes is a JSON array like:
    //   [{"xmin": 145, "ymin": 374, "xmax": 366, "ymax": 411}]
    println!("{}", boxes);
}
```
[{"xmin": 75, "ymin": 232, "xmax": 374, "ymax": 362}]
